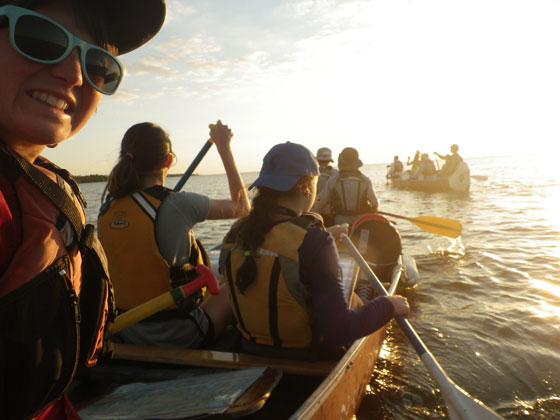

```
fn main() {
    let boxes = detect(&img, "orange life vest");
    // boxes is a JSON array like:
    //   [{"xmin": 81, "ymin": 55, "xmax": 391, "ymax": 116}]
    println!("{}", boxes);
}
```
[{"xmin": 98, "ymin": 186, "xmax": 209, "ymax": 312}]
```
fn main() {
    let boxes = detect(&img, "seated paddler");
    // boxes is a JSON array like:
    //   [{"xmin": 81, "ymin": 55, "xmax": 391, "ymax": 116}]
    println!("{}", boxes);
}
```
[
  {"xmin": 219, "ymin": 142, "xmax": 410, "ymax": 360},
  {"xmin": 313, "ymin": 147, "xmax": 380, "ymax": 227},
  {"xmin": 98, "ymin": 121, "xmax": 250, "ymax": 349}
]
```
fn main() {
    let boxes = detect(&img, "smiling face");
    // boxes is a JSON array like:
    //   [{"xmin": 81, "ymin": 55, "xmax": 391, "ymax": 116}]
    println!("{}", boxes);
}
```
[{"xmin": 0, "ymin": 3, "xmax": 102, "ymax": 160}]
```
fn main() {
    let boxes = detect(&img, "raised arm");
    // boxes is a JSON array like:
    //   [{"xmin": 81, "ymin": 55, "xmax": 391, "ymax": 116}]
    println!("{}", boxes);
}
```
[{"xmin": 206, "ymin": 121, "xmax": 250, "ymax": 220}]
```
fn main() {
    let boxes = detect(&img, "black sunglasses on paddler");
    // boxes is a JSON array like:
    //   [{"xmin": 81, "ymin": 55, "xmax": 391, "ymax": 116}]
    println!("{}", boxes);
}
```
[{"xmin": 0, "ymin": 5, "xmax": 124, "ymax": 95}]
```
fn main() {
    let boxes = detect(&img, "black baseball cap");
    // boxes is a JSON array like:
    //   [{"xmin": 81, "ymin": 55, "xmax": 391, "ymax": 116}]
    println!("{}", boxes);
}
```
[{"xmin": 101, "ymin": 0, "xmax": 166, "ymax": 55}]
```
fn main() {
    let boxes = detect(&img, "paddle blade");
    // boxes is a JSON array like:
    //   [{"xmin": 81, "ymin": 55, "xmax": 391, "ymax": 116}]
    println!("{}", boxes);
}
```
[
  {"xmin": 410, "ymin": 216, "xmax": 462, "ymax": 238},
  {"xmin": 445, "ymin": 384, "xmax": 504, "ymax": 420}
]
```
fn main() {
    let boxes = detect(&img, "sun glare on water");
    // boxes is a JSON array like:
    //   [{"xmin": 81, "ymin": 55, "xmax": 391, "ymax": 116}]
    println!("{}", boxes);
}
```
[{"xmin": 529, "ymin": 279, "xmax": 560, "ymax": 321}]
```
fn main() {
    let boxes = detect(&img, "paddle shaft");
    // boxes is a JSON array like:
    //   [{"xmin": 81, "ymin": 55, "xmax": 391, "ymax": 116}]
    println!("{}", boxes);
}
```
[
  {"xmin": 343, "ymin": 235, "xmax": 429, "ymax": 355},
  {"xmin": 379, "ymin": 211, "xmax": 442, "ymax": 230},
  {"xmin": 111, "ymin": 265, "xmax": 219, "ymax": 334},
  {"xmin": 173, "ymin": 140, "xmax": 214, "ymax": 192},
  {"xmin": 342, "ymin": 235, "xmax": 504, "ymax": 420}
]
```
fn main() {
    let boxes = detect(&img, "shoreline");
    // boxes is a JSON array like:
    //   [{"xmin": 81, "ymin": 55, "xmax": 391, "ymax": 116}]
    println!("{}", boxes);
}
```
[{"xmin": 74, "ymin": 173, "xmax": 199, "ymax": 184}]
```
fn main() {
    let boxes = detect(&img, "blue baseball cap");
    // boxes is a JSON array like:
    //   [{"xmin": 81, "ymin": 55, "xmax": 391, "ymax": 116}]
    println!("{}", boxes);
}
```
[{"xmin": 249, "ymin": 142, "xmax": 319, "ymax": 191}]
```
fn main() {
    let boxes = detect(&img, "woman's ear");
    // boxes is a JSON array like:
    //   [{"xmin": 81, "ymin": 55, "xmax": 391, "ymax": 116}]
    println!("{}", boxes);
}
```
[{"xmin": 164, "ymin": 154, "xmax": 173, "ymax": 168}]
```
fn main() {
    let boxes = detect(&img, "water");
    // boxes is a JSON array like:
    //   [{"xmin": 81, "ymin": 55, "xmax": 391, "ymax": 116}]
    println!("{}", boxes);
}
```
[{"xmin": 79, "ymin": 155, "xmax": 560, "ymax": 419}]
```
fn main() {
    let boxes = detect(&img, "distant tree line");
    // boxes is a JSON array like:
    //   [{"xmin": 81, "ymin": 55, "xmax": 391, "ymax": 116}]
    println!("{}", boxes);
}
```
[
  {"xmin": 74, "ymin": 174, "xmax": 108, "ymax": 183},
  {"xmin": 73, "ymin": 173, "xmax": 196, "ymax": 184}
]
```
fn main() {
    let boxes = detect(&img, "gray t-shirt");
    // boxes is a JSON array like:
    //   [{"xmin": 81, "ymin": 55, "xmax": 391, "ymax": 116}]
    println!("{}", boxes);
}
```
[{"xmin": 156, "ymin": 191, "xmax": 210, "ymax": 266}]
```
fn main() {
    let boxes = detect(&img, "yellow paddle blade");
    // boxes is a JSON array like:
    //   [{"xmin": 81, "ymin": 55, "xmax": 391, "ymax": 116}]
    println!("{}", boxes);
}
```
[
  {"xmin": 378, "ymin": 211, "xmax": 463, "ymax": 238},
  {"xmin": 410, "ymin": 216, "xmax": 462, "ymax": 238}
]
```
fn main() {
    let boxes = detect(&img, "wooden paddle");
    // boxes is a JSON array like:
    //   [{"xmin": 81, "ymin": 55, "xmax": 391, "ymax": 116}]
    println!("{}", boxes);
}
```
[
  {"xmin": 110, "ymin": 265, "xmax": 220, "ymax": 334},
  {"xmin": 378, "ymin": 211, "xmax": 462, "ymax": 238},
  {"xmin": 173, "ymin": 124, "xmax": 217, "ymax": 192},
  {"xmin": 342, "ymin": 235, "xmax": 505, "ymax": 420}
]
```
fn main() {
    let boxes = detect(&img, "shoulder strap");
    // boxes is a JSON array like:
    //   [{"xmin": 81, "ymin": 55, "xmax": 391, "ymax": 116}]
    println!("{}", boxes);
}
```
[
  {"xmin": 35, "ymin": 156, "xmax": 88, "ymax": 209},
  {"xmin": 356, "ymin": 171, "xmax": 369, "ymax": 182},
  {"xmin": 0, "ymin": 142, "xmax": 84, "ymax": 240},
  {"xmin": 143, "ymin": 185, "xmax": 172, "ymax": 201},
  {"xmin": 131, "ymin": 192, "xmax": 158, "ymax": 221},
  {"xmin": 131, "ymin": 186, "xmax": 172, "ymax": 222},
  {"xmin": 290, "ymin": 212, "xmax": 324, "ymax": 230}
]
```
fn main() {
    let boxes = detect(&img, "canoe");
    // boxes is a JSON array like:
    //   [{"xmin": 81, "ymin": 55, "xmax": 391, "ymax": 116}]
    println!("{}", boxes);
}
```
[
  {"xmin": 390, "ymin": 161, "xmax": 471, "ymax": 193},
  {"xmin": 70, "ymin": 218, "xmax": 418, "ymax": 419}
]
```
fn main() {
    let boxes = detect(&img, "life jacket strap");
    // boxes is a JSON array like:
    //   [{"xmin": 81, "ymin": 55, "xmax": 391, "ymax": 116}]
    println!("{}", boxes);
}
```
[{"xmin": 268, "ymin": 257, "xmax": 282, "ymax": 347}]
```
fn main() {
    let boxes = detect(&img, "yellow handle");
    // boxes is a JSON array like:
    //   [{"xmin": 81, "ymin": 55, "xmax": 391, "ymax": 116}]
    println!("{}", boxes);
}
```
[
  {"xmin": 111, "ymin": 293, "xmax": 176, "ymax": 334},
  {"xmin": 110, "ymin": 265, "xmax": 219, "ymax": 334},
  {"xmin": 208, "ymin": 123, "xmax": 217, "ymax": 143}
]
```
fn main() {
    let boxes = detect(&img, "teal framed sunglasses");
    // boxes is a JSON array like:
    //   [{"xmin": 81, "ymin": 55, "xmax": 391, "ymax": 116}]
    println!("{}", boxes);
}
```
[{"xmin": 0, "ymin": 5, "xmax": 124, "ymax": 95}]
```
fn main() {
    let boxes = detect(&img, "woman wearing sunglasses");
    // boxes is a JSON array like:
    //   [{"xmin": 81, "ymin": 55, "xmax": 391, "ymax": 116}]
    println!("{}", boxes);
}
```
[{"xmin": 0, "ymin": 1, "xmax": 166, "ymax": 419}]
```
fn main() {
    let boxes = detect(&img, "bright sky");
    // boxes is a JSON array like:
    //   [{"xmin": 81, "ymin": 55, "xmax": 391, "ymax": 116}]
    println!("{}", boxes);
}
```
[{"xmin": 44, "ymin": 0, "xmax": 560, "ymax": 175}]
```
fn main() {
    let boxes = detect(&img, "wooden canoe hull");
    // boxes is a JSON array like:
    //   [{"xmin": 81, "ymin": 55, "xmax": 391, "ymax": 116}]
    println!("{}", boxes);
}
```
[
  {"xmin": 74, "ymin": 243, "xmax": 408, "ymax": 419},
  {"xmin": 291, "ymin": 327, "xmax": 387, "ymax": 419}
]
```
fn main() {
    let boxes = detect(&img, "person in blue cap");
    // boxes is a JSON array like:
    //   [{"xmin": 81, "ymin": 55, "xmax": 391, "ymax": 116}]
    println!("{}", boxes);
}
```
[{"xmin": 219, "ymin": 142, "xmax": 409, "ymax": 360}]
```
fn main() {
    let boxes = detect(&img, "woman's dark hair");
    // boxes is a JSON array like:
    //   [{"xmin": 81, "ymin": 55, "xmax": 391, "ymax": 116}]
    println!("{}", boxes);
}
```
[
  {"xmin": 235, "ymin": 175, "xmax": 315, "ymax": 293},
  {"xmin": 102, "ymin": 122, "xmax": 173, "ymax": 201},
  {"xmin": 1, "ymin": 0, "xmax": 116, "ymax": 53}
]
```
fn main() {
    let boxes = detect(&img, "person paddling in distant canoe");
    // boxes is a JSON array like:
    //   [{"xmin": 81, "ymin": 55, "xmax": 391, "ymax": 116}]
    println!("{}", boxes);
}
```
[
  {"xmin": 435, "ymin": 144, "xmax": 463, "ymax": 177},
  {"xmin": 0, "ymin": 1, "xmax": 166, "ymax": 419},
  {"xmin": 413, "ymin": 153, "xmax": 438, "ymax": 180},
  {"xmin": 313, "ymin": 147, "xmax": 379, "ymax": 227},
  {"xmin": 220, "ymin": 142, "xmax": 409, "ymax": 360},
  {"xmin": 98, "ymin": 121, "xmax": 250, "ymax": 351},
  {"xmin": 407, "ymin": 150, "xmax": 421, "ymax": 172},
  {"xmin": 386, "ymin": 155, "xmax": 404, "ymax": 179}
]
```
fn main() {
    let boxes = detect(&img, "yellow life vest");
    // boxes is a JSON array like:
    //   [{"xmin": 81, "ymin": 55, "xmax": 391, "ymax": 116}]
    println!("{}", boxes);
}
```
[
  {"xmin": 220, "ymin": 214, "xmax": 322, "ymax": 349},
  {"xmin": 98, "ymin": 186, "xmax": 208, "ymax": 311}
]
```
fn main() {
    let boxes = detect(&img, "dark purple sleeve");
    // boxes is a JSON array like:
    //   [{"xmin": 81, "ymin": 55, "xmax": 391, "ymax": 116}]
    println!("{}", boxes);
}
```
[{"xmin": 299, "ymin": 227, "xmax": 395, "ymax": 347}]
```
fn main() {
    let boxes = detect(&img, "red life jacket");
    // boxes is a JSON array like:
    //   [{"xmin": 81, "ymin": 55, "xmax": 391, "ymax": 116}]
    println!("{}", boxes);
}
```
[
  {"xmin": 0, "ymin": 142, "xmax": 115, "ymax": 420},
  {"xmin": 0, "ymin": 174, "xmax": 20, "ymax": 274}
]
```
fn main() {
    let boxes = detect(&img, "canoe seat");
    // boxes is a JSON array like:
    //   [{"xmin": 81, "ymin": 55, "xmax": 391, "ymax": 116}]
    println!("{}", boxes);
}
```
[{"xmin": 112, "ymin": 343, "xmax": 336, "ymax": 377}]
